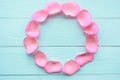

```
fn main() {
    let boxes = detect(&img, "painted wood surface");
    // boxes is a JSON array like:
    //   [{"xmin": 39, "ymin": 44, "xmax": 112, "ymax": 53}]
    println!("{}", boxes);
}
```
[{"xmin": 0, "ymin": 0, "xmax": 120, "ymax": 80}]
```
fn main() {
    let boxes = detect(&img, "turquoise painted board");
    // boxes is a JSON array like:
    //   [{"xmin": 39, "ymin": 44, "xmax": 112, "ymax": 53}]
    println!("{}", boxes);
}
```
[
  {"xmin": 1, "ymin": 19, "xmax": 120, "ymax": 46},
  {"xmin": 0, "ymin": 0, "xmax": 120, "ymax": 80}
]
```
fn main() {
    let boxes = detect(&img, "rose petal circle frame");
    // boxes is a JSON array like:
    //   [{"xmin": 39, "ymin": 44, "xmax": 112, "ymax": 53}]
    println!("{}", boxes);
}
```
[{"xmin": 24, "ymin": 1, "xmax": 99, "ymax": 76}]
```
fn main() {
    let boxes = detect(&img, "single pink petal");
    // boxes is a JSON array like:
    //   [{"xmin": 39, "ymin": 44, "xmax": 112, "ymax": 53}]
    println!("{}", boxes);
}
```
[
  {"xmin": 34, "ymin": 51, "xmax": 47, "ymax": 68},
  {"xmin": 25, "ymin": 21, "xmax": 40, "ymax": 38},
  {"xmin": 63, "ymin": 60, "xmax": 80, "ymax": 76},
  {"xmin": 75, "ymin": 52, "xmax": 94, "ymax": 66},
  {"xmin": 46, "ymin": 2, "xmax": 61, "ymax": 15},
  {"xmin": 77, "ymin": 10, "xmax": 92, "ymax": 28},
  {"xmin": 85, "ymin": 35, "xmax": 98, "ymax": 53},
  {"xmin": 83, "ymin": 22, "xmax": 98, "ymax": 35},
  {"xmin": 62, "ymin": 2, "xmax": 80, "ymax": 17},
  {"xmin": 24, "ymin": 37, "xmax": 38, "ymax": 54},
  {"xmin": 44, "ymin": 61, "xmax": 62, "ymax": 73},
  {"xmin": 32, "ymin": 9, "xmax": 48, "ymax": 22}
]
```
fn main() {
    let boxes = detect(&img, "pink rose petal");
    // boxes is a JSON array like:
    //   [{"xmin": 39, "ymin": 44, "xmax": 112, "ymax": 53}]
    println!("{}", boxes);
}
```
[
  {"xmin": 25, "ymin": 21, "xmax": 40, "ymax": 38},
  {"xmin": 44, "ymin": 61, "xmax": 62, "ymax": 73},
  {"xmin": 46, "ymin": 2, "xmax": 61, "ymax": 15},
  {"xmin": 83, "ymin": 22, "xmax": 98, "ymax": 35},
  {"xmin": 77, "ymin": 10, "xmax": 92, "ymax": 28},
  {"xmin": 32, "ymin": 9, "xmax": 48, "ymax": 22},
  {"xmin": 63, "ymin": 60, "xmax": 80, "ymax": 76},
  {"xmin": 75, "ymin": 52, "xmax": 94, "ymax": 66},
  {"xmin": 62, "ymin": 2, "xmax": 80, "ymax": 17},
  {"xmin": 24, "ymin": 37, "xmax": 38, "ymax": 54},
  {"xmin": 34, "ymin": 51, "xmax": 47, "ymax": 68},
  {"xmin": 85, "ymin": 35, "xmax": 98, "ymax": 53}
]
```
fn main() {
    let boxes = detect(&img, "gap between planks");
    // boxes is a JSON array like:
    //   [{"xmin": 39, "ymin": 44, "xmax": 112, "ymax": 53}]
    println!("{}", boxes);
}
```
[
  {"xmin": 0, "ymin": 45, "xmax": 120, "ymax": 47},
  {"xmin": 0, "ymin": 73, "xmax": 120, "ymax": 76},
  {"xmin": 0, "ymin": 17, "xmax": 120, "ymax": 19}
]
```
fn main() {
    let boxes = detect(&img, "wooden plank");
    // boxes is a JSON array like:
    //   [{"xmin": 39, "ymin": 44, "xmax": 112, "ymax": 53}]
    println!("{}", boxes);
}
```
[
  {"xmin": 0, "ymin": 47, "xmax": 120, "ymax": 74},
  {"xmin": 0, "ymin": 0, "xmax": 120, "ymax": 18},
  {"xmin": 0, "ymin": 19, "xmax": 120, "ymax": 46},
  {"xmin": 0, "ymin": 75, "xmax": 120, "ymax": 80}
]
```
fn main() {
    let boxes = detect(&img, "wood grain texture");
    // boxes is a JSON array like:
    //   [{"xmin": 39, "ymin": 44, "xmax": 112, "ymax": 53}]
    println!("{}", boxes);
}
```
[
  {"xmin": 0, "ymin": 0, "xmax": 120, "ymax": 79},
  {"xmin": 0, "ymin": 0, "xmax": 120, "ymax": 18},
  {"xmin": 0, "ymin": 47, "xmax": 120, "ymax": 75},
  {"xmin": 1, "ymin": 19, "xmax": 120, "ymax": 46},
  {"xmin": 0, "ymin": 75, "xmax": 120, "ymax": 80}
]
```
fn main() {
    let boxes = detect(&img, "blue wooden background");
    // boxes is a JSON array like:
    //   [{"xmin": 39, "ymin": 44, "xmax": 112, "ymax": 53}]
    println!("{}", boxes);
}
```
[{"xmin": 0, "ymin": 0, "xmax": 120, "ymax": 80}]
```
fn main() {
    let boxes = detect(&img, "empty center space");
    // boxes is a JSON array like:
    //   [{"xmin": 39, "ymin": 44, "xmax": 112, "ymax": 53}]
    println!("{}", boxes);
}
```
[
  {"xmin": 39, "ymin": 15, "xmax": 85, "ymax": 63},
  {"xmin": 39, "ymin": 15, "xmax": 85, "ymax": 46}
]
